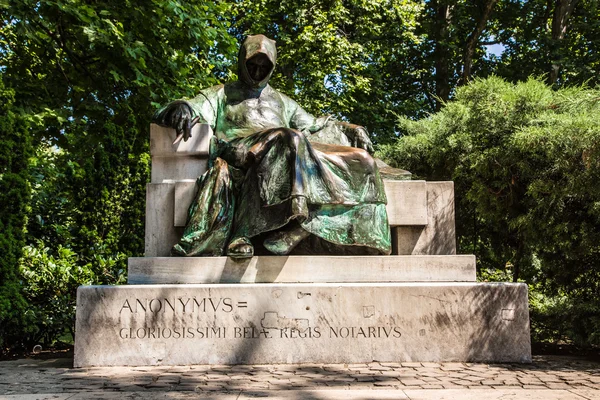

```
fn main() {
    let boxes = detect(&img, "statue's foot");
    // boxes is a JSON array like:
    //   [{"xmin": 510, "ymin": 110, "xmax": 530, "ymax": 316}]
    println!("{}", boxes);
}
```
[
  {"xmin": 171, "ymin": 244, "xmax": 187, "ymax": 257},
  {"xmin": 171, "ymin": 244, "xmax": 187, "ymax": 256},
  {"xmin": 227, "ymin": 237, "xmax": 254, "ymax": 258},
  {"xmin": 264, "ymin": 225, "xmax": 310, "ymax": 255}
]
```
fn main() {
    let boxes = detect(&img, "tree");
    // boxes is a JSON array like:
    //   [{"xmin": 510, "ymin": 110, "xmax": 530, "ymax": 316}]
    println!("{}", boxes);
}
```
[
  {"xmin": 549, "ymin": 0, "xmax": 580, "ymax": 84},
  {"xmin": 431, "ymin": 0, "xmax": 453, "ymax": 109},
  {"xmin": 1, "ymin": 0, "xmax": 238, "ymax": 349},
  {"xmin": 492, "ymin": 0, "xmax": 597, "ymax": 87},
  {"xmin": 0, "ymin": 79, "xmax": 34, "ymax": 352},
  {"xmin": 415, "ymin": 0, "xmax": 503, "ymax": 110},
  {"xmin": 379, "ymin": 76, "xmax": 600, "ymax": 345},
  {"xmin": 460, "ymin": 0, "xmax": 499, "ymax": 85}
]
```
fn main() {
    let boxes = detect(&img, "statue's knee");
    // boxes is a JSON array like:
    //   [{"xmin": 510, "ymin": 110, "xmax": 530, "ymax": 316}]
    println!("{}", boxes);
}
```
[
  {"xmin": 213, "ymin": 157, "xmax": 229, "ymax": 170},
  {"xmin": 211, "ymin": 157, "xmax": 231, "ymax": 180},
  {"xmin": 353, "ymin": 148, "xmax": 375, "ymax": 168},
  {"xmin": 279, "ymin": 128, "xmax": 303, "ymax": 144}
]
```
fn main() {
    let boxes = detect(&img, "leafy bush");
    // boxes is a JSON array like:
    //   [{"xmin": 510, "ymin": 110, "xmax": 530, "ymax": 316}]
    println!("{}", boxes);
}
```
[
  {"xmin": 18, "ymin": 242, "xmax": 126, "ymax": 348},
  {"xmin": 17, "ymin": 126, "xmax": 140, "ymax": 349},
  {"xmin": 379, "ymin": 76, "xmax": 600, "ymax": 346},
  {"xmin": 0, "ymin": 80, "xmax": 34, "ymax": 354}
]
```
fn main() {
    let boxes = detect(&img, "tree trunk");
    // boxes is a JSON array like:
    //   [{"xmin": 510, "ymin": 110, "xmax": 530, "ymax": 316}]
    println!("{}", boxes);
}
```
[
  {"xmin": 549, "ymin": 0, "xmax": 579, "ymax": 85},
  {"xmin": 512, "ymin": 243, "xmax": 523, "ymax": 283},
  {"xmin": 460, "ymin": 0, "xmax": 498, "ymax": 85},
  {"xmin": 433, "ymin": 2, "xmax": 452, "ymax": 111}
]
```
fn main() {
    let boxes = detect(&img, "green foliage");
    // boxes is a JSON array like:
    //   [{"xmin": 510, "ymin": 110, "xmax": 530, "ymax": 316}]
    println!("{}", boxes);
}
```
[
  {"xmin": 18, "ymin": 242, "xmax": 121, "ymax": 347},
  {"xmin": 1, "ymin": 0, "xmax": 237, "ymax": 350},
  {"xmin": 0, "ymin": 78, "xmax": 34, "ymax": 353},
  {"xmin": 379, "ymin": 76, "xmax": 600, "ymax": 346},
  {"xmin": 493, "ymin": 0, "xmax": 600, "ymax": 87}
]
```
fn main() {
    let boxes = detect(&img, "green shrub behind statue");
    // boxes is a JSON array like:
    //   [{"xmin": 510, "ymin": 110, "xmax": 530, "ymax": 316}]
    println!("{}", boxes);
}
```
[{"xmin": 379, "ymin": 76, "xmax": 600, "ymax": 347}]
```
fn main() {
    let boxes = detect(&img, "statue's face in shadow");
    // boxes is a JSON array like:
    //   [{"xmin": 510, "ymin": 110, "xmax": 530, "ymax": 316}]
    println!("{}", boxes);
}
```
[{"xmin": 246, "ymin": 54, "xmax": 273, "ymax": 82}]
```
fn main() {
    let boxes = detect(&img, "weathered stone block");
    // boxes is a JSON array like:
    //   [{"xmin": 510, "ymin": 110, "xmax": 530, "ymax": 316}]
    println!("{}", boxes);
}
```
[
  {"xmin": 74, "ymin": 282, "xmax": 531, "ymax": 366},
  {"xmin": 127, "ymin": 255, "xmax": 476, "ymax": 284},
  {"xmin": 384, "ymin": 180, "xmax": 427, "ymax": 226},
  {"xmin": 174, "ymin": 181, "xmax": 196, "ymax": 227},
  {"xmin": 150, "ymin": 123, "xmax": 211, "ymax": 184},
  {"xmin": 394, "ymin": 181, "xmax": 456, "ymax": 255},
  {"xmin": 144, "ymin": 183, "xmax": 181, "ymax": 257},
  {"xmin": 150, "ymin": 157, "xmax": 209, "ymax": 184},
  {"xmin": 150, "ymin": 123, "xmax": 211, "ymax": 157}
]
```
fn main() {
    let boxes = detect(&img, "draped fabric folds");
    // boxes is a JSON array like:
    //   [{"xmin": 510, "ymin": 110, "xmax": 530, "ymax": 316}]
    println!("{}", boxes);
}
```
[{"xmin": 173, "ymin": 128, "xmax": 391, "ymax": 256}]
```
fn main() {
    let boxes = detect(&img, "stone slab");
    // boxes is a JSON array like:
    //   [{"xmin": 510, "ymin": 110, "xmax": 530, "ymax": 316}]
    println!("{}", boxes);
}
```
[
  {"xmin": 150, "ymin": 123, "xmax": 213, "ymax": 184},
  {"xmin": 569, "ymin": 389, "xmax": 600, "ymax": 400},
  {"xmin": 74, "ymin": 282, "xmax": 531, "ymax": 367},
  {"xmin": 0, "ymin": 391, "xmax": 590, "ymax": 400},
  {"xmin": 150, "ymin": 157, "xmax": 209, "ymax": 184},
  {"xmin": 144, "ymin": 182, "xmax": 181, "ymax": 257},
  {"xmin": 394, "ymin": 181, "xmax": 456, "ymax": 255},
  {"xmin": 384, "ymin": 180, "xmax": 427, "ymax": 226},
  {"xmin": 150, "ymin": 123, "xmax": 212, "ymax": 157},
  {"xmin": 173, "ymin": 180, "xmax": 428, "ymax": 228},
  {"xmin": 127, "ymin": 255, "xmax": 476, "ymax": 284},
  {"xmin": 1, "ymin": 396, "xmax": 73, "ymax": 400},
  {"xmin": 237, "ymin": 391, "xmax": 409, "ymax": 400},
  {"xmin": 173, "ymin": 181, "xmax": 196, "ymax": 226}
]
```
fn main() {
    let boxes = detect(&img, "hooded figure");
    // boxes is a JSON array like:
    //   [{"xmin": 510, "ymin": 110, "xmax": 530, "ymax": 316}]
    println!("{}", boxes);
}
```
[
  {"xmin": 153, "ymin": 34, "xmax": 391, "ymax": 257},
  {"xmin": 238, "ymin": 35, "xmax": 276, "ymax": 89}
]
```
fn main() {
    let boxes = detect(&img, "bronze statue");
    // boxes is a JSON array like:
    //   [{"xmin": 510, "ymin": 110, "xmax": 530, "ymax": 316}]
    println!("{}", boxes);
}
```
[{"xmin": 153, "ymin": 35, "xmax": 391, "ymax": 258}]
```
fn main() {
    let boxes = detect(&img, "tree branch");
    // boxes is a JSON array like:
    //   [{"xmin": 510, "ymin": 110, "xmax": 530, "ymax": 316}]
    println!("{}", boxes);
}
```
[
  {"xmin": 459, "ymin": 0, "xmax": 498, "ymax": 86},
  {"xmin": 549, "ymin": 0, "xmax": 581, "ymax": 84}
]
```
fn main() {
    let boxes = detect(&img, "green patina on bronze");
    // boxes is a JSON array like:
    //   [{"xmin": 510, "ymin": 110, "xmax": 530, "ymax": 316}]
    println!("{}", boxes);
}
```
[{"xmin": 153, "ymin": 34, "xmax": 391, "ymax": 258}]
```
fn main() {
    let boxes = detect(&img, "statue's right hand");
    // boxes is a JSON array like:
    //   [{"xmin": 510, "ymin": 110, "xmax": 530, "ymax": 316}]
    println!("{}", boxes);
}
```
[{"xmin": 152, "ymin": 100, "xmax": 198, "ymax": 142}]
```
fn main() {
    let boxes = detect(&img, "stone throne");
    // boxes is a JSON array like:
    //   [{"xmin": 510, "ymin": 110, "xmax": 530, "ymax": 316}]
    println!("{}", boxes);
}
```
[{"xmin": 73, "ymin": 123, "xmax": 531, "ymax": 367}]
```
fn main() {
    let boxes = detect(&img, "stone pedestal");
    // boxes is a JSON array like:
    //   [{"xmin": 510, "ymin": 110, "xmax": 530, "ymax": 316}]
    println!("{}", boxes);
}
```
[
  {"xmin": 74, "ymin": 282, "xmax": 531, "ymax": 367},
  {"xmin": 73, "ymin": 125, "xmax": 532, "ymax": 367}
]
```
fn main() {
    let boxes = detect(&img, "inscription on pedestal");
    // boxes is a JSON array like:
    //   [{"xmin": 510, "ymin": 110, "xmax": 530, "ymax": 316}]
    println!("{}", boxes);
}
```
[
  {"xmin": 74, "ymin": 283, "xmax": 531, "ymax": 367},
  {"xmin": 115, "ymin": 296, "xmax": 403, "ymax": 342}
]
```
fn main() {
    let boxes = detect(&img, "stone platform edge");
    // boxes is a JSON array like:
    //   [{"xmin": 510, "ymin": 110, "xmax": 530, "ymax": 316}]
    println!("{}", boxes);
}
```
[{"xmin": 127, "ymin": 255, "xmax": 476, "ymax": 284}]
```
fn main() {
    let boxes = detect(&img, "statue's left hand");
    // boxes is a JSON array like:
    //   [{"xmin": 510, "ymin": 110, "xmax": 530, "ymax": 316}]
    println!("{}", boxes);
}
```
[
  {"xmin": 353, "ymin": 127, "xmax": 374, "ymax": 154},
  {"xmin": 340, "ymin": 123, "xmax": 374, "ymax": 154}
]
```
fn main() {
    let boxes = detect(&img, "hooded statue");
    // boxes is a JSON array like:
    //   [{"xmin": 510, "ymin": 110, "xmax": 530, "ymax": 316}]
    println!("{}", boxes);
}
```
[{"xmin": 153, "ymin": 34, "xmax": 391, "ymax": 258}]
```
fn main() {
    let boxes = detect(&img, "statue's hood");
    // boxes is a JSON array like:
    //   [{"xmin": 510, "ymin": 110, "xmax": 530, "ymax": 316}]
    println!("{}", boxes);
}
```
[{"xmin": 238, "ymin": 35, "xmax": 277, "ymax": 89}]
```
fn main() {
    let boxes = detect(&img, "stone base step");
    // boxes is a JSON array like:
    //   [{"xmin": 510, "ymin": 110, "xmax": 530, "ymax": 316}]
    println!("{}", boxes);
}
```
[
  {"xmin": 127, "ymin": 255, "xmax": 476, "ymax": 284},
  {"xmin": 74, "ymin": 282, "xmax": 531, "ymax": 367}
]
